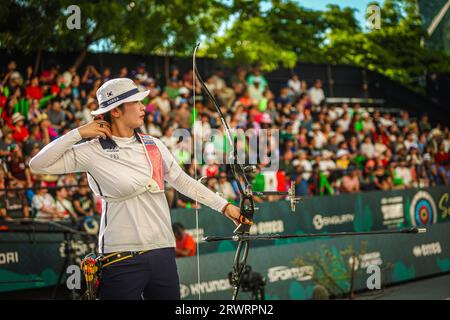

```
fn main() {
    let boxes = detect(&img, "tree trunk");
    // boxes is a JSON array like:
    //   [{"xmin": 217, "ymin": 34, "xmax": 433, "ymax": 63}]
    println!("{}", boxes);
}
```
[
  {"xmin": 34, "ymin": 49, "xmax": 42, "ymax": 76},
  {"xmin": 73, "ymin": 47, "xmax": 88, "ymax": 70}
]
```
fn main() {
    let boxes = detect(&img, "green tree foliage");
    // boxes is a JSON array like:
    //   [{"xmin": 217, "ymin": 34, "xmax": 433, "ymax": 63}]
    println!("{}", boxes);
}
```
[
  {"xmin": 0, "ymin": 0, "xmax": 229, "ymax": 56},
  {"xmin": 1, "ymin": 0, "xmax": 449, "ymax": 88},
  {"xmin": 207, "ymin": 0, "xmax": 450, "ymax": 88}
]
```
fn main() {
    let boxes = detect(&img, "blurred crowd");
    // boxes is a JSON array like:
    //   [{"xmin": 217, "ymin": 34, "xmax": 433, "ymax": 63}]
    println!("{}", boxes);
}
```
[{"xmin": 0, "ymin": 59, "xmax": 449, "ymax": 221}]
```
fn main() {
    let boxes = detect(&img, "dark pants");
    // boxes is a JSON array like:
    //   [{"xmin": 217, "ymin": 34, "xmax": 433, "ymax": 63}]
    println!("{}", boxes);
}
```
[{"xmin": 98, "ymin": 247, "xmax": 180, "ymax": 300}]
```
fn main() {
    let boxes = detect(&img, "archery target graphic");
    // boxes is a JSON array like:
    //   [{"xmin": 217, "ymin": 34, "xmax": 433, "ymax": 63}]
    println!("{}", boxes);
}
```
[{"xmin": 409, "ymin": 191, "xmax": 437, "ymax": 226}]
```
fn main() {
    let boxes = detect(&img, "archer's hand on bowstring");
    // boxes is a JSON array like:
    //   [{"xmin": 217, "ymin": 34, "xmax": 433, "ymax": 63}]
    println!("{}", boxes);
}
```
[
  {"xmin": 78, "ymin": 118, "xmax": 112, "ymax": 140},
  {"xmin": 222, "ymin": 204, "xmax": 253, "ymax": 226}
]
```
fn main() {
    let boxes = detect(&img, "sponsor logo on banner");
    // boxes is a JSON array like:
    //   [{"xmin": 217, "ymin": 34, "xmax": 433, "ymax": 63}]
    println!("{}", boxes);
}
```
[
  {"xmin": 181, "ymin": 278, "xmax": 232, "ymax": 297},
  {"xmin": 313, "ymin": 214, "xmax": 354, "ymax": 230},
  {"xmin": 180, "ymin": 284, "xmax": 190, "ymax": 299},
  {"xmin": 438, "ymin": 193, "xmax": 449, "ymax": 220},
  {"xmin": 0, "ymin": 251, "xmax": 19, "ymax": 265},
  {"xmin": 267, "ymin": 266, "xmax": 314, "ymax": 282},
  {"xmin": 249, "ymin": 220, "xmax": 284, "ymax": 235},
  {"xmin": 380, "ymin": 196, "xmax": 405, "ymax": 227},
  {"xmin": 59, "ymin": 240, "xmax": 96, "ymax": 265},
  {"xmin": 409, "ymin": 191, "xmax": 437, "ymax": 226},
  {"xmin": 348, "ymin": 252, "xmax": 383, "ymax": 271},
  {"xmin": 412, "ymin": 242, "xmax": 442, "ymax": 257}
]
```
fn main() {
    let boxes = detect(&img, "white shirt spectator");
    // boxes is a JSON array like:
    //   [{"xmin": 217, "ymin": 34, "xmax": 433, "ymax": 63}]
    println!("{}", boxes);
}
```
[
  {"xmin": 395, "ymin": 166, "xmax": 412, "ymax": 186},
  {"xmin": 288, "ymin": 79, "xmax": 301, "ymax": 95},
  {"xmin": 309, "ymin": 87, "xmax": 325, "ymax": 105},
  {"xmin": 374, "ymin": 142, "xmax": 387, "ymax": 156},
  {"xmin": 337, "ymin": 117, "xmax": 351, "ymax": 132},
  {"xmin": 360, "ymin": 142, "xmax": 375, "ymax": 158},
  {"xmin": 144, "ymin": 123, "xmax": 162, "ymax": 138},
  {"xmin": 33, "ymin": 193, "xmax": 56, "ymax": 220},
  {"xmin": 55, "ymin": 198, "xmax": 76, "ymax": 220},
  {"xmin": 313, "ymin": 131, "xmax": 327, "ymax": 149},
  {"xmin": 298, "ymin": 159, "xmax": 312, "ymax": 180},
  {"xmin": 62, "ymin": 71, "xmax": 73, "ymax": 87},
  {"xmin": 379, "ymin": 116, "xmax": 394, "ymax": 127},
  {"xmin": 328, "ymin": 108, "xmax": 339, "ymax": 122},
  {"xmin": 404, "ymin": 138, "xmax": 417, "ymax": 151},
  {"xmin": 319, "ymin": 159, "xmax": 337, "ymax": 176},
  {"xmin": 153, "ymin": 96, "xmax": 171, "ymax": 117},
  {"xmin": 217, "ymin": 181, "xmax": 237, "ymax": 201},
  {"xmin": 160, "ymin": 135, "xmax": 178, "ymax": 153},
  {"xmin": 210, "ymin": 75, "xmax": 226, "ymax": 92},
  {"xmin": 248, "ymin": 84, "xmax": 264, "ymax": 105}
]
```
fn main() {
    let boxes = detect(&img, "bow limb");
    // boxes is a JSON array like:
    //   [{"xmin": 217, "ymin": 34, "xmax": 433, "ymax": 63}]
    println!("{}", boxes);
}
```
[
  {"xmin": 193, "ymin": 43, "xmax": 202, "ymax": 300},
  {"xmin": 192, "ymin": 43, "xmax": 254, "ymax": 300}
]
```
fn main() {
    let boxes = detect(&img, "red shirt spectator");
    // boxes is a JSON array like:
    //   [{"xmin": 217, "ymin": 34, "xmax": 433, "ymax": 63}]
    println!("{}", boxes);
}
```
[
  {"xmin": 173, "ymin": 223, "xmax": 196, "ymax": 257},
  {"xmin": 435, "ymin": 150, "xmax": 449, "ymax": 165},
  {"xmin": 9, "ymin": 113, "xmax": 29, "ymax": 144},
  {"xmin": 26, "ymin": 76, "xmax": 43, "ymax": 100},
  {"xmin": 26, "ymin": 86, "xmax": 43, "ymax": 100},
  {"xmin": 373, "ymin": 132, "xmax": 389, "ymax": 146}
]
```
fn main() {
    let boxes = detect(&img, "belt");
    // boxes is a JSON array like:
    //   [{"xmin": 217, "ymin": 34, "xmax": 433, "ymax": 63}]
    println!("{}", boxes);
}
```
[{"xmin": 99, "ymin": 250, "xmax": 149, "ymax": 268}]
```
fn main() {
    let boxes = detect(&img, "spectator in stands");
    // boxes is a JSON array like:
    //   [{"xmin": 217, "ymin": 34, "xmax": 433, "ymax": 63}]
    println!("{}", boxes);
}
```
[
  {"xmin": 0, "ymin": 179, "xmax": 30, "ymax": 220},
  {"xmin": 144, "ymin": 113, "xmax": 162, "ymax": 137},
  {"xmin": 216, "ymin": 171, "xmax": 237, "ymax": 202},
  {"xmin": 175, "ymin": 189, "xmax": 201, "ymax": 209},
  {"xmin": 132, "ymin": 62, "xmax": 150, "ymax": 86},
  {"xmin": 160, "ymin": 126, "xmax": 177, "ymax": 153},
  {"xmin": 28, "ymin": 99, "xmax": 44, "ymax": 125},
  {"xmin": 47, "ymin": 99, "xmax": 66, "ymax": 134},
  {"xmin": 72, "ymin": 181, "xmax": 95, "ymax": 217},
  {"xmin": 164, "ymin": 78, "xmax": 180, "ymax": 100},
  {"xmin": 174, "ymin": 101, "xmax": 191, "ymax": 129},
  {"xmin": 22, "ymin": 124, "xmax": 43, "ymax": 157},
  {"xmin": 394, "ymin": 160, "xmax": 413, "ymax": 188},
  {"xmin": 172, "ymin": 222, "xmax": 196, "ymax": 258},
  {"xmin": 248, "ymin": 78, "xmax": 264, "ymax": 106},
  {"xmin": 360, "ymin": 136, "xmax": 375, "ymax": 159},
  {"xmin": 26, "ymin": 76, "xmax": 43, "ymax": 100},
  {"xmin": 0, "ymin": 59, "xmax": 448, "ymax": 210},
  {"xmin": 341, "ymin": 166, "xmax": 360, "ymax": 193},
  {"xmin": 54, "ymin": 187, "xmax": 77, "ymax": 221},
  {"xmin": 246, "ymin": 67, "xmax": 268, "ymax": 92},
  {"xmin": 32, "ymin": 181, "xmax": 61, "ymax": 220},
  {"xmin": 0, "ymin": 126, "xmax": 17, "ymax": 158},
  {"xmin": 309, "ymin": 79, "xmax": 325, "ymax": 106},
  {"xmin": 9, "ymin": 112, "xmax": 29, "ymax": 144},
  {"xmin": 174, "ymin": 87, "xmax": 190, "ymax": 107},
  {"xmin": 8, "ymin": 145, "xmax": 32, "ymax": 187},
  {"xmin": 114, "ymin": 66, "xmax": 127, "ymax": 78},
  {"xmin": 288, "ymin": 73, "xmax": 302, "ymax": 97}
]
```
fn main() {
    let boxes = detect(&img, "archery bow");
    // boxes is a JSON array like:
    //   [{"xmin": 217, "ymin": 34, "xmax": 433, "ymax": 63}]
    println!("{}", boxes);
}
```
[
  {"xmin": 192, "ymin": 44, "xmax": 300, "ymax": 300},
  {"xmin": 191, "ymin": 44, "xmax": 425, "ymax": 300}
]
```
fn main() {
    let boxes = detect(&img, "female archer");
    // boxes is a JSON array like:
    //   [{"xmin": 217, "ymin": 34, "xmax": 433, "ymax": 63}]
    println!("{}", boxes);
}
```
[{"xmin": 29, "ymin": 78, "xmax": 250, "ymax": 300}]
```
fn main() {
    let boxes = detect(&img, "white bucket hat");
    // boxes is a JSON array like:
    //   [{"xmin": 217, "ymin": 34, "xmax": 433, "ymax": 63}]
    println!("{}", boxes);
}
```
[{"xmin": 92, "ymin": 78, "xmax": 149, "ymax": 115}]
